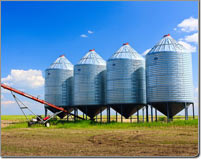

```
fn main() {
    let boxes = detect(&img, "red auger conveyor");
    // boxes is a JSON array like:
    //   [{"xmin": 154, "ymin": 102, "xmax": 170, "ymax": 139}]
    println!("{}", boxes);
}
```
[{"xmin": 1, "ymin": 83, "xmax": 83, "ymax": 127}]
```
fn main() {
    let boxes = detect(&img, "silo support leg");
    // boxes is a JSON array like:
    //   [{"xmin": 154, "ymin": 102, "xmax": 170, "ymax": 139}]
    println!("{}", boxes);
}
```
[
  {"xmin": 116, "ymin": 111, "xmax": 118, "ymax": 122},
  {"xmin": 155, "ymin": 108, "xmax": 157, "ymax": 122},
  {"xmin": 100, "ymin": 108, "xmax": 102, "ymax": 123},
  {"xmin": 74, "ymin": 108, "xmax": 76, "ymax": 121},
  {"xmin": 142, "ymin": 107, "xmax": 144, "ymax": 122},
  {"xmin": 109, "ymin": 107, "xmax": 110, "ymax": 123},
  {"xmin": 107, "ymin": 107, "xmax": 108, "ymax": 122},
  {"xmin": 86, "ymin": 106, "xmax": 88, "ymax": 120},
  {"xmin": 137, "ymin": 108, "xmax": 139, "ymax": 123},
  {"xmin": 146, "ymin": 105, "xmax": 149, "ymax": 122},
  {"xmin": 121, "ymin": 105, "xmax": 123, "ymax": 123},
  {"xmin": 130, "ymin": 115, "xmax": 132, "ymax": 123},
  {"xmin": 167, "ymin": 103, "xmax": 169, "ymax": 123},
  {"xmin": 185, "ymin": 103, "xmax": 188, "ymax": 120},
  {"xmin": 151, "ymin": 106, "xmax": 153, "ymax": 122},
  {"xmin": 192, "ymin": 103, "xmax": 195, "ymax": 119},
  {"xmin": 107, "ymin": 106, "xmax": 110, "ymax": 123}
]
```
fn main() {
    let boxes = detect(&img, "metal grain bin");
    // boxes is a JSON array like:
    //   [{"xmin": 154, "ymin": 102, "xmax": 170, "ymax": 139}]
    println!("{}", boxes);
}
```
[
  {"xmin": 73, "ymin": 49, "xmax": 106, "ymax": 119},
  {"xmin": 146, "ymin": 34, "xmax": 194, "ymax": 118},
  {"xmin": 107, "ymin": 43, "xmax": 146, "ymax": 118},
  {"xmin": 45, "ymin": 55, "xmax": 73, "ymax": 117}
]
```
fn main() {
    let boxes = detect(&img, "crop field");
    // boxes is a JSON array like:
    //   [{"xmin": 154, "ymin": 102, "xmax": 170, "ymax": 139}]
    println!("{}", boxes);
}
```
[{"xmin": 1, "ymin": 115, "xmax": 199, "ymax": 157}]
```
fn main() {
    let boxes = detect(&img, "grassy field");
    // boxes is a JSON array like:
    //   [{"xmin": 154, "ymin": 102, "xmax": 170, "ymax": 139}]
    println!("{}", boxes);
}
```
[{"xmin": 1, "ymin": 115, "xmax": 199, "ymax": 157}]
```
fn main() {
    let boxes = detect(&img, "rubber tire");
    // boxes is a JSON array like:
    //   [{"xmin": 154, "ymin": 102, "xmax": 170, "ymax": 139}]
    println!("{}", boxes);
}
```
[
  {"xmin": 28, "ymin": 121, "xmax": 32, "ymax": 127},
  {"xmin": 45, "ymin": 122, "xmax": 50, "ymax": 127}
]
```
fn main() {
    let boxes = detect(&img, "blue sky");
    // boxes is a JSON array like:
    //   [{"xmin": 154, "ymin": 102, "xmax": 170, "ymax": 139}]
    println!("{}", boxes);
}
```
[{"xmin": 1, "ymin": 1, "xmax": 198, "ymax": 116}]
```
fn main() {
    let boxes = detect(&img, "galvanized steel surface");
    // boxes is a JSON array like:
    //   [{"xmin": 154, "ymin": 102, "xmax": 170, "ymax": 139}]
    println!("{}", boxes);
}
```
[
  {"xmin": 78, "ymin": 49, "xmax": 106, "ymax": 65},
  {"xmin": 107, "ymin": 44, "xmax": 146, "ymax": 105},
  {"xmin": 45, "ymin": 56, "xmax": 73, "ymax": 107},
  {"xmin": 146, "ymin": 35, "xmax": 194, "ymax": 103},
  {"xmin": 49, "ymin": 55, "xmax": 74, "ymax": 70},
  {"xmin": 73, "ymin": 50, "xmax": 106, "ymax": 106}
]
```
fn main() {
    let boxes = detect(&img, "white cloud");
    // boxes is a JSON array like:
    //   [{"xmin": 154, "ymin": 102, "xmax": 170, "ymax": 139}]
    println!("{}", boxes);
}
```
[
  {"xmin": 2, "ymin": 88, "xmax": 10, "ymax": 94},
  {"xmin": 88, "ymin": 30, "xmax": 94, "ymax": 34},
  {"xmin": 80, "ymin": 34, "xmax": 88, "ymax": 38},
  {"xmin": 177, "ymin": 17, "xmax": 198, "ymax": 32},
  {"xmin": 178, "ymin": 41, "xmax": 196, "ymax": 53},
  {"xmin": 142, "ymin": 48, "xmax": 151, "ymax": 56},
  {"xmin": 184, "ymin": 32, "xmax": 198, "ymax": 43},
  {"xmin": 2, "ymin": 100, "xmax": 15, "ymax": 105},
  {"xmin": 173, "ymin": 28, "xmax": 177, "ymax": 31},
  {"xmin": 2, "ymin": 69, "xmax": 44, "ymax": 89}
]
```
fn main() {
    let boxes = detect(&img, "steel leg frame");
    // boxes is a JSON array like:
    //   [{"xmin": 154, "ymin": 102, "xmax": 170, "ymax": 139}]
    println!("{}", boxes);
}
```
[
  {"xmin": 85, "ymin": 106, "xmax": 88, "ymax": 120},
  {"xmin": 151, "ymin": 105, "xmax": 153, "ymax": 122},
  {"xmin": 107, "ymin": 106, "xmax": 110, "ymax": 123},
  {"xmin": 121, "ymin": 105, "xmax": 123, "ymax": 123},
  {"xmin": 100, "ymin": 107, "xmax": 102, "ymax": 123},
  {"xmin": 192, "ymin": 103, "xmax": 195, "ymax": 119},
  {"xmin": 142, "ymin": 107, "xmax": 144, "ymax": 122},
  {"xmin": 116, "ymin": 111, "xmax": 118, "ymax": 122},
  {"xmin": 167, "ymin": 103, "xmax": 169, "ymax": 123},
  {"xmin": 155, "ymin": 108, "xmax": 157, "ymax": 122},
  {"xmin": 137, "ymin": 108, "xmax": 139, "ymax": 123},
  {"xmin": 185, "ymin": 103, "xmax": 188, "ymax": 120},
  {"xmin": 146, "ymin": 105, "xmax": 149, "ymax": 122}
]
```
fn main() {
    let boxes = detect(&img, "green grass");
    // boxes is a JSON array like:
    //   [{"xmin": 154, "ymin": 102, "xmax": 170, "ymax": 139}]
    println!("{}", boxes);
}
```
[
  {"xmin": 51, "ymin": 119, "xmax": 198, "ymax": 129},
  {"xmin": 1, "ymin": 115, "xmax": 36, "ymax": 121},
  {"xmin": 2, "ymin": 118, "xmax": 198, "ymax": 130}
]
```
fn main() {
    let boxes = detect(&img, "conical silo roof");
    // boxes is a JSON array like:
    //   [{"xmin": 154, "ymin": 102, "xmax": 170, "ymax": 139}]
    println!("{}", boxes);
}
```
[
  {"xmin": 147, "ymin": 34, "xmax": 188, "ymax": 54},
  {"xmin": 77, "ymin": 49, "xmax": 106, "ymax": 65},
  {"xmin": 109, "ymin": 43, "xmax": 144, "ymax": 60},
  {"xmin": 49, "ymin": 55, "xmax": 73, "ymax": 70}
]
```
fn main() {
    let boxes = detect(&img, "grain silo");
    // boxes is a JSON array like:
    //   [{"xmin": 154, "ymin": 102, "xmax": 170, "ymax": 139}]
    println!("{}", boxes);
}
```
[
  {"xmin": 106, "ymin": 43, "xmax": 146, "ymax": 119},
  {"xmin": 45, "ymin": 55, "xmax": 73, "ymax": 118},
  {"xmin": 73, "ymin": 49, "xmax": 106, "ymax": 119},
  {"xmin": 146, "ymin": 34, "xmax": 194, "ymax": 119}
]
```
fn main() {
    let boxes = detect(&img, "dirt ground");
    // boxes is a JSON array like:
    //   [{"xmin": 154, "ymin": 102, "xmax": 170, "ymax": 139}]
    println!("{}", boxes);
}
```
[
  {"xmin": 2, "ymin": 120, "xmax": 198, "ymax": 157},
  {"xmin": 1, "ymin": 120, "xmax": 21, "ymax": 128}
]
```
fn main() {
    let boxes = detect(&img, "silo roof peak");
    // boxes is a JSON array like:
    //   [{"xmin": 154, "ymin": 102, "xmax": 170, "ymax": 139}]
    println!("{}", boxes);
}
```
[
  {"xmin": 163, "ymin": 34, "xmax": 170, "ymax": 37},
  {"xmin": 77, "ymin": 50, "xmax": 106, "ymax": 65},
  {"xmin": 49, "ymin": 55, "xmax": 73, "ymax": 70},
  {"xmin": 147, "ymin": 35, "xmax": 188, "ymax": 54},
  {"xmin": 123, "ymin": 42, "xmax": 129, "ymax": 46},
  {"xmin": 109, "ymin": 43, "xmax": 144, "ymax": 60}
]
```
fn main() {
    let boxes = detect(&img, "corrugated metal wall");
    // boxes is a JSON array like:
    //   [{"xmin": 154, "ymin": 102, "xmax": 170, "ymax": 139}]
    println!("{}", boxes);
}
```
[
  {"xmin": 45, "ymin": 56, "xmax": 73, "ymax": 107},
  {"xmin": 73, "ymin": 50, "xmax": 106, "ymax": 106},
  {"xmin": 146, "ymin": 35, "xmax": 194, "ymax": 103},
  {"xmin": 106, "ymin": 44, "xmax": 146, "ymax": 105}
]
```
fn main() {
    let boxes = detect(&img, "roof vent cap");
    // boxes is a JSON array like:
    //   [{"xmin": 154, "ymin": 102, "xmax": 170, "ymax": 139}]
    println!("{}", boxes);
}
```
[
  {"xmin": 123, "ymin": 42, "xmax": 129, "ymax": 46},
  {"xmin": 89, "ymin": 49, "xmax": 95, "ymax": 52},
  {"xmin": 163, "ymin": 34, "xmax": 170, "ymax": 37}
]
